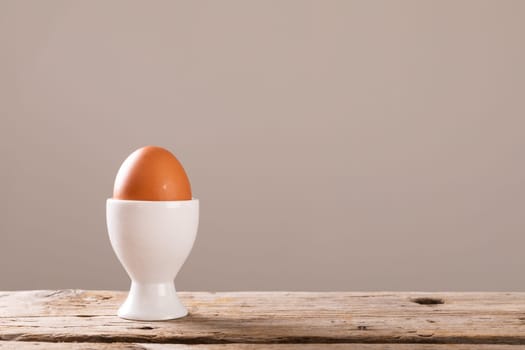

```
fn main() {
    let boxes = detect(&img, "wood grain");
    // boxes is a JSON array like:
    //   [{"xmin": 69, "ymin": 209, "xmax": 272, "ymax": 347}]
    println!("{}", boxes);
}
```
[
  {"xmin": 1, "ymin": 343, "xmax": 525, "ymax": 350},
  {"xmin": 1, "ymin": 291, "xmax": 524, "ymax": 345}
]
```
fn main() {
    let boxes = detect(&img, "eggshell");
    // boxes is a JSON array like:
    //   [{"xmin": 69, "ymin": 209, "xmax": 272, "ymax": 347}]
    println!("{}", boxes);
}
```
[{"xmin": 113, "ymin": 146, "xmax": 192, "ymax": 201}]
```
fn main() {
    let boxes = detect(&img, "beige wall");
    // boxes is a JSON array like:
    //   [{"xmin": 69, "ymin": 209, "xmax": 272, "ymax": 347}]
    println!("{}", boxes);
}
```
[{"xmin": 1, "ymin": 0, "xmax": 525, "ymax": 291}]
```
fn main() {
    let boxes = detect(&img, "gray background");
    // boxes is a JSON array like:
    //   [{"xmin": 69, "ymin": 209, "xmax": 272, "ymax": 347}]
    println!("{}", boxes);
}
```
[{"xmin": 2, "ymin": 0, "xmax": 525, "ymax": 291}]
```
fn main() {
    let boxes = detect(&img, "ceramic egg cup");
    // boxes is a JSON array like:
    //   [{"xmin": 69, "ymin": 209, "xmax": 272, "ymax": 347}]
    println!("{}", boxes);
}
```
[{"xmin": 106, "ymin": 198, "xmax": 199, "ymax": 321}]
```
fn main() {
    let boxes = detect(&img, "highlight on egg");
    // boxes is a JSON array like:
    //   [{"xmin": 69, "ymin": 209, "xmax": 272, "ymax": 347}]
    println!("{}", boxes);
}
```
[{"xmin": 113, "ymin": 146, "xmax": 192, "ymax": 201}]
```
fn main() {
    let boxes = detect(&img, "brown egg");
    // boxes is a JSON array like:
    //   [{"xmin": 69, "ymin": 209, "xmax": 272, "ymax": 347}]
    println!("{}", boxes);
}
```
[{"xmin": 113, "ymin": 146, "xmax": 192, "ymax": 201}]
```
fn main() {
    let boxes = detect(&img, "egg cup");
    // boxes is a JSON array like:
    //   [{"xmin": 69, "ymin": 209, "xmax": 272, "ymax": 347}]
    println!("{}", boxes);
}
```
[{"xmin": 106, "ymin": 198, "xmax": 199, "ymax": 321}]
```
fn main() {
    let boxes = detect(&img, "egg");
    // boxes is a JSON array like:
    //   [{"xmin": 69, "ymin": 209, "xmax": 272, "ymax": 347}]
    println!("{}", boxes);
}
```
[{"xmin": 113, "ymin": 146, "xmax": 192, "ymax": 201}]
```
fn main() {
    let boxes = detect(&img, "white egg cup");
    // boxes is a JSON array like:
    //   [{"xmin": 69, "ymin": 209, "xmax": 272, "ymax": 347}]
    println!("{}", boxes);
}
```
[{"xmin": 106, "ymin": 198, "xmax": 199, "ymax": 321}]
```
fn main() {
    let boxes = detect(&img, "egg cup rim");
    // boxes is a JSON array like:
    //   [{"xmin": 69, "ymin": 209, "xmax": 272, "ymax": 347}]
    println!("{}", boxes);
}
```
[{"xmin": 107, "ymin": 198, "xmax": 198, "ymax": 205}]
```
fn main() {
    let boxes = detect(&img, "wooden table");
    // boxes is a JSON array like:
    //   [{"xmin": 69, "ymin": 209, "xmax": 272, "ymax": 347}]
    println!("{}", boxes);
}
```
[{"xmin": 1, "ymin": 290, "xmax": 525, "ymax": 349}]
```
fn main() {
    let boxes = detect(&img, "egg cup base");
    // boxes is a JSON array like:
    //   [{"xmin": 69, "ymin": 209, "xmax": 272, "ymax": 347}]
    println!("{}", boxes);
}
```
[{"xmin": 118, "ymin": 282, "xmax": 187, "ymax": 321}]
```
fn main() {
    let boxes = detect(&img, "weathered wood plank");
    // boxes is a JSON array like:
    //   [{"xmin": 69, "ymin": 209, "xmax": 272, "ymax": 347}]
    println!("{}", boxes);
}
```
[
  {"xmin": 1, "ymin": 343, "xmax": 525, "ymax": 350},
  {"xmin": 1, "ymin": 291, "xmax": 525, "ymax": 344}
]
